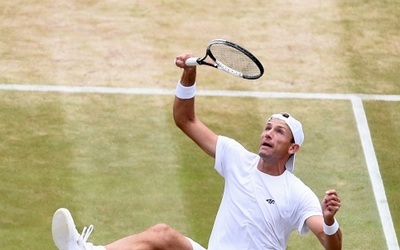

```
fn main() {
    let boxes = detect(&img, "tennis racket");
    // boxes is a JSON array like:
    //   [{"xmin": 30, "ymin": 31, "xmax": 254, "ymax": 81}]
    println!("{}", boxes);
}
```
[{"xmin": 185, "ymin": 39, "xmax": 264, "ymax": 80}]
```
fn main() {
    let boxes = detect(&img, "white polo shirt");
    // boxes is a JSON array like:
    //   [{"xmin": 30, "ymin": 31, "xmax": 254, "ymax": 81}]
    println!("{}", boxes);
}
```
[{"xmin": 208, "ymin": 136, "xmax": 322, "ymax": 250}]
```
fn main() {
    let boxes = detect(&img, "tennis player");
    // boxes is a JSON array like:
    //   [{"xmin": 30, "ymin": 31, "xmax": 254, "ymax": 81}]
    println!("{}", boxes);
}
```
[{"xmin": 51, "ymin": 53, "xmax": 342, "ymax": 250}]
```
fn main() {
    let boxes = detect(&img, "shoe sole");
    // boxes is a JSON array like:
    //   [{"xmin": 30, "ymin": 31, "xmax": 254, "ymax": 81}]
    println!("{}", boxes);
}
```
[{"xmin": 52, "ymin": 208, "xmax": 78, "ymax": 250}]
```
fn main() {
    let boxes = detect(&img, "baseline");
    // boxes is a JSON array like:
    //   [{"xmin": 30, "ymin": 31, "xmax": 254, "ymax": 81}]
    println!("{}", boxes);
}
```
[{"xmin": 1, "ymin": 84, "xmax": 400, "ymax": 102}]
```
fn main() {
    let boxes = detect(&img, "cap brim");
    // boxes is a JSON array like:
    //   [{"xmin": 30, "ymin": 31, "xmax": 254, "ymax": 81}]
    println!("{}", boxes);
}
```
[{"xmin": 285, "ymin": 154, "xmax": 296, "ymax": 172}]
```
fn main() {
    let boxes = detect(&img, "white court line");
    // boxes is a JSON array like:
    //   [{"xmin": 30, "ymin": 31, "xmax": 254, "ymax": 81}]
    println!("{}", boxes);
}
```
[
  {"xmin": 351, "ymin": 96, "xmax": 399, "ymax": 250},
  {"xmin": 1, "ymin": 84, "xmax": 399, "ymax": 248},
  {"xmin": 1, "ymin": 84, "xmax": 400, "ymax": 101}
]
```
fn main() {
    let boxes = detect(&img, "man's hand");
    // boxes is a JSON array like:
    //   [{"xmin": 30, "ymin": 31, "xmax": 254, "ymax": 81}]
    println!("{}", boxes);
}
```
[
  {"xmin": 175, "ymin": 53, "xmax": 195, "ymax": 69},
  {"xmin": 322, "ymin": 189, "xmax": 341, "ymax": 225}
]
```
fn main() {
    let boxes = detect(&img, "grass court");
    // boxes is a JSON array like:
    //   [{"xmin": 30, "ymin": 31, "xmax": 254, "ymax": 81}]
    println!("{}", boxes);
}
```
[{"xmin": 0, "ymin": 1, "xmax": 399, "ymax": 249}]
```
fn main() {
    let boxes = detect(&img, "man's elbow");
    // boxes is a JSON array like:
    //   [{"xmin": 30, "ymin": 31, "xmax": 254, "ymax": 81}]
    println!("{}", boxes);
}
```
[{"xmin": 173, "ymin": 114, "xmax": 194, "ymax": 134}]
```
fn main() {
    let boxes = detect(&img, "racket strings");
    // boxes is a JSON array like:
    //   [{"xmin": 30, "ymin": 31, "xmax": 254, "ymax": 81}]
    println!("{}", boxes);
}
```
[{"xmin": 210, "ymin": 44, "xmax": 262, "ymax": 77}]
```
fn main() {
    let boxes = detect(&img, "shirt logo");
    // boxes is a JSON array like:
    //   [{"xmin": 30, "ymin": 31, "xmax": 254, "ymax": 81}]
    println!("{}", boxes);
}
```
[{"xmin": 266, "ymin": 199, "xmax": 276, "ymax": 204}]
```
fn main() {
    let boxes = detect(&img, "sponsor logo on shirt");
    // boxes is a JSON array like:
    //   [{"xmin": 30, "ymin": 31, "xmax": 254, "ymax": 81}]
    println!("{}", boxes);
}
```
[{"xmin": 266, "ymin": 198, "xmax": 275, "ymax": 204}]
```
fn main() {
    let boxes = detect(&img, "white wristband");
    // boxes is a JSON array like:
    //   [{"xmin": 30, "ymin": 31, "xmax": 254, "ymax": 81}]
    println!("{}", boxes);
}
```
[
  {"xmin": 323, "ymin": 219, "xmax": 339, "ymax": 235},
  {"xmin": 175, "ymin": 82, "xmax": 196, "ymax": 99}
]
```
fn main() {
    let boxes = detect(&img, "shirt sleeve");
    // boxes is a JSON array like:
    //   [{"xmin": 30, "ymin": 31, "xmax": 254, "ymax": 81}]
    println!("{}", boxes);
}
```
[
  {"xmin": 214, "ymin": 135, "xmax": 231, "ymax": 177},
  {"xmin": 214, "ymin": 135, "xmax": 251, "ymax": 177},
  {"xmin": 297, "ymin": 187, "xmax": 322, "ymax": 235}
]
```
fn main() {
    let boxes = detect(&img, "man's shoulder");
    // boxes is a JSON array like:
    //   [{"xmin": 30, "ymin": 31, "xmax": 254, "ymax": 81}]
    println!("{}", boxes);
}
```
[{"xmin": 285, "ymin": 171, "xmax": 316, "ymax": 195}]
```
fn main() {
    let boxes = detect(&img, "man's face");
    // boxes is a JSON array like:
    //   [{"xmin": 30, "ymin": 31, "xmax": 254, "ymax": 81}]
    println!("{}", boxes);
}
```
[{"xmin": 258, "ymin": 118, "xmax": 294, "ymax": 160}]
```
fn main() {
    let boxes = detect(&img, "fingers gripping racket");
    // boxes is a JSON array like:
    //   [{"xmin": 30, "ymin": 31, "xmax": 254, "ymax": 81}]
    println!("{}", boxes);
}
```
[{"xmin": 186, "ymin": 39, "xmax": 264, "ymax": 80}]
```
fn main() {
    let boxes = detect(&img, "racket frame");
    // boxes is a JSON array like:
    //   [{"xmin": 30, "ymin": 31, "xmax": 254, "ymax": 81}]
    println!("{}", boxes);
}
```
[{"xmin": 187, "ymin": 39, "xmax": 264, "ymax": 80}]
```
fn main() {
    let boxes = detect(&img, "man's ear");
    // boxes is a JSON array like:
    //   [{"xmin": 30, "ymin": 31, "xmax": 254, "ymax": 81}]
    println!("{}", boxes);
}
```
[{"xmin": 289, "ymin": 144, "xmax": 300, "ymax": 155}]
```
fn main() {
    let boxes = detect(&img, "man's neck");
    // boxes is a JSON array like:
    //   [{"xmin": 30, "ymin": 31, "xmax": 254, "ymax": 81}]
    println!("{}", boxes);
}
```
[{"xmin": 257, "ymin": 159, "xmax": 286, "ymax": 176}]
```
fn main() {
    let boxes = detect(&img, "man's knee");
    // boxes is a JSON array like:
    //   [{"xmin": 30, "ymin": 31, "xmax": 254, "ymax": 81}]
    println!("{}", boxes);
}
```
[
  {"xmin": 149, "ymin": 223, "xmax": 177, "ymax": 236},
  {"xmin": 146, "ymin": 224, "xmax": 193, "ymax": 249},
  {"xmin": 149, "ymin": 225, "xmax": 206, "ymax": 250}
]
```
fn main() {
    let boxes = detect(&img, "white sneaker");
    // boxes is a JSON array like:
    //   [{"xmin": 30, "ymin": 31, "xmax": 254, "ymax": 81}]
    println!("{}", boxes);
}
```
[{"xmin": 52, "ymin": 208, "xmax": 98, "ymax": 250}]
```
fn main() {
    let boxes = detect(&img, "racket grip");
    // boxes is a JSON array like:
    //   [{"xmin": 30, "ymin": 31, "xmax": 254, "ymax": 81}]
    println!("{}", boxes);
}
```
[{"xmin": 185, "ymin": 57, "xmax": 200, "ymax": 66}]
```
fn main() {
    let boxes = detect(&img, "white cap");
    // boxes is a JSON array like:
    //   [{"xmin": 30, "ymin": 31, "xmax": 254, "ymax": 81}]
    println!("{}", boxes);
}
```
[{"xmin": 267, "ymin": 113, "xmax": 304, "ymax": 172}]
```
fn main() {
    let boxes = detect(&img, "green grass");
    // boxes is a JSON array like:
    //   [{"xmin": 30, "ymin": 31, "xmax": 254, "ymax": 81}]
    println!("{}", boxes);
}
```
[
  {"xmin": 0, "ymin": 0, "xmax": 399, "ymax": 249},
  {"xmin": 339, "ymin": 0, "xmax": 400, "ymax": 94},
  {"xmin": 365, "ymin": 100, "xmax": 400, "ymax": 240},
  {"xmin": 0, "ymin": 92, "xmax": 389, "ymax": 249}
]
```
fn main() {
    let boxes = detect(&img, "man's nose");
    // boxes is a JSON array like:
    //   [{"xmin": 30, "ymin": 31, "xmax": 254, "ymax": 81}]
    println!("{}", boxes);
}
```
[{"xmin": 264, "ymin": 130, "xmax": 273, "ymax": 138}]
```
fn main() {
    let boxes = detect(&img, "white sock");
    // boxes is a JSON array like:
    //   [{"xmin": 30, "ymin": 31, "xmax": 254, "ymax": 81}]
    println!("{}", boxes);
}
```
[{"xmin": 84, "ymin": 242, "xmax": 106, "ymax": 250}]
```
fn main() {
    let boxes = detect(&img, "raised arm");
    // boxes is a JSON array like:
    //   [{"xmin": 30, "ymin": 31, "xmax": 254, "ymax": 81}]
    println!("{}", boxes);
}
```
[
  {"xmin": 173, "ymin": 53, "xmax": 218, "ymax": 158},
  {"xmin": 307, "ymin": 189, "xmax": 343, "ymax": 250}
]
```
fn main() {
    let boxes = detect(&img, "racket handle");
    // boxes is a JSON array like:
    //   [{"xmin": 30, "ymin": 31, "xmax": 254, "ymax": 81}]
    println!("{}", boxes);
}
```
[{"xmin": 185, "ymin": 57, "xmax": 200, "ymax": 66}]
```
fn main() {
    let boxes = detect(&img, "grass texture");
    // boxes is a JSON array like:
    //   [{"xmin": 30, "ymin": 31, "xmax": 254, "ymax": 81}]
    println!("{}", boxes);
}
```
[{"xmin": 0, "ymin": 0, "xmax": 399, "ymax": 249}]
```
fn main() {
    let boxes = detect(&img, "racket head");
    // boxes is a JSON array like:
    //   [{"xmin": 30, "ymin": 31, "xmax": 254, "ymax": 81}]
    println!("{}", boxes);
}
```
[{"xmin": 206, "ymin": 39, "xmax": 264, "ymax": 80}]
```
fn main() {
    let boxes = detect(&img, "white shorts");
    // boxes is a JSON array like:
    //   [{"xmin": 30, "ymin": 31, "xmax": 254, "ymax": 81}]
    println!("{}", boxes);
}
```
[{"xmin": 186, "ymin": 237, "xmax": 207, "ymax": 250}]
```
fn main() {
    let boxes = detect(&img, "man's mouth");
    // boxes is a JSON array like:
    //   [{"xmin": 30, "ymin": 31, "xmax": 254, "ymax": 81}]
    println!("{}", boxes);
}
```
[{"xmin": 262, "ymin": 142, "xmax": 272, "ymax": 148}]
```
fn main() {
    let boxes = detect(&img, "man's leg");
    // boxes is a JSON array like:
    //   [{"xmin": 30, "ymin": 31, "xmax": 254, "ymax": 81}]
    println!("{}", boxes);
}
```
[
  {"xmin": 52, "ymin": 208, "xmax": 200, "ymax": 250},
  {"xmin": 105, "ymin": 224, "xmax": 194, "ymax": 250}
]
